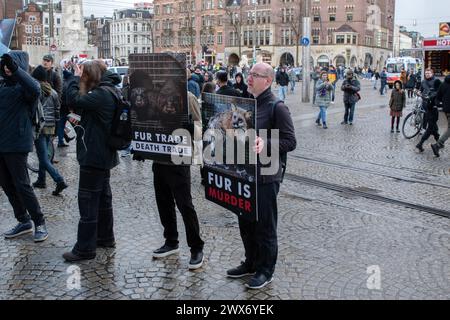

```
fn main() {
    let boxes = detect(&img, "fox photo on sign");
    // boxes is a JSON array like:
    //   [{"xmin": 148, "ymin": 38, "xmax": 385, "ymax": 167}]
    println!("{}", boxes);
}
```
[
  {"xmin": 202, "ymin": 93, "xmax": 257, "ymax": 221},
  {"xmin": 128, "ymin": 53, "xmax": 190, "ymax": 162}
]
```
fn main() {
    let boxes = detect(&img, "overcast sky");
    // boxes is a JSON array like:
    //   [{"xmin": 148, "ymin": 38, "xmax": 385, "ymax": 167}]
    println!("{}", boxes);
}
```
[{"xmin": 83, "ymin": 0, "xmax": 450, "ymax": 38}]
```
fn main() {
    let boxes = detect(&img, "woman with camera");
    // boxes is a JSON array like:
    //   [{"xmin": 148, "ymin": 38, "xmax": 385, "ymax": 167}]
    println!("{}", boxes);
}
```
[{"xmin": 62, "ymin": 60, "xmax": 121, "ymax": 262}]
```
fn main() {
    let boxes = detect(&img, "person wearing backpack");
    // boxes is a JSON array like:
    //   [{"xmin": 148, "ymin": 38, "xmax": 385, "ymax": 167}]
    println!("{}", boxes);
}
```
[
  {"xmin": 0, "ymin": 51, "xmax": 48, "ymax": 242},
  {"xmin": 225, "ymin": 63, "xmax": 296, "ymax": 290},
  {"xmin": 62, "ymin": 60, "xmax": 120, "ymax": 262},
  {"xmin": 30, "ymin": 65, "xmax": 68, "ymax": 195}
]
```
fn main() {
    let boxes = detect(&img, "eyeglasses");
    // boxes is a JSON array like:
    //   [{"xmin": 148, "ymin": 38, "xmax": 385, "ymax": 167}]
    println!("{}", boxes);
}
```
[{"xmin": 248, "ymin": 72, "xmax": 269, "ymax": 79}]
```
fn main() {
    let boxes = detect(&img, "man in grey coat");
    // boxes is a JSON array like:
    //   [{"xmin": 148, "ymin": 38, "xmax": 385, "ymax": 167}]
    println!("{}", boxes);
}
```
[
  {"xmin": 0, "ymin": 51, "xmax": 48, "ymax": 242},
  {"xmin": 341, "ymin": 69, "xmax": 361, "ymax": 125}
]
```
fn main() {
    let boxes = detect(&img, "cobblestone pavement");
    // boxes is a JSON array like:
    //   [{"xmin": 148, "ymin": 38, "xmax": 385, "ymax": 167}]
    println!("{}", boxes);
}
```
[{"xmin": 0, "ymin": 80, "xmax": 449, "ymax": 300}]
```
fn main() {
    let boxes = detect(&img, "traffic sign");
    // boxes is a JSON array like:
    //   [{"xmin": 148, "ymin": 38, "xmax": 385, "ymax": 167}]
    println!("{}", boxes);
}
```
[{"xmin": 300, "ymin": 37, "xmax": 310, "ymax": 46}]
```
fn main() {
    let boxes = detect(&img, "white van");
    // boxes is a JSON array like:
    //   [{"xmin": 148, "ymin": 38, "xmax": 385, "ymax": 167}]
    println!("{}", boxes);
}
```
[{"xmin": 385, "ymin": 57, "xmax": 418, "ymax": 88}]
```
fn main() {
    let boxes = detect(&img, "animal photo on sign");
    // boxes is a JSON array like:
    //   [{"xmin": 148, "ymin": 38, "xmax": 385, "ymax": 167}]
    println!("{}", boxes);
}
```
[{"xmin": 202, "ymin": 93, "xmax": 256, "ymax": 182}]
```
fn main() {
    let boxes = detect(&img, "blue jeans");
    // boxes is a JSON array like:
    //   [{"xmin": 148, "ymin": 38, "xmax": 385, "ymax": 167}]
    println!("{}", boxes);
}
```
[
  {"xmin": 35, "ymin": 134, "xmax": 63, "ymax": 184},
  {"xmin": 344, "ymin": 102, "xmax": 356, "ymax": 123},
  {"xmin": 317, "ymin": 106, "xmax": 327, "ymax": 124},
  {"xmin": 57, "ymin": 116, "xmax": 66, "ymax": 146},
  {"xmin": 290, "ymin": 80, "xmax": 295, "ymax": 92},
  {"xmin": 278, "ymin": 86, "xmax": 287, "ymax": 100},
  {"xmin": 380, "ymin": 82, "xmax": 387, "ymax": 95}
]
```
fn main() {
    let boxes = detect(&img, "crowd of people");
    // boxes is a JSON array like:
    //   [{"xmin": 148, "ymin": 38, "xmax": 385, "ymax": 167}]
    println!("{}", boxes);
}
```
[
  {"xmin": 0, "ymin": 51, "xmax": 297, "ymax": 290},
  {"xmin": 1, "ymin": 50, "xmax": 449, "ymax": 291}
]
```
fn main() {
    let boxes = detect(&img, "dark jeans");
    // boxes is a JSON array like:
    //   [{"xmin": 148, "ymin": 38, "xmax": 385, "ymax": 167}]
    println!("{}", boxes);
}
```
[
  {"xmin": 344, "ymin": 102, "xmax": 356, "ymax": 123},
  {"xmin": 57, "ymin": 115, "xmax": 67, "ymax": 146},
  {"xmin": 152, "ymin": 163, "xmax": 204, "ymax": 253},
  {"xmin": 73, "ymin": 166, "xmax": 114, "ymax": 257},
  {"xmin": 35, "ymin": 134, "xmax": 63, "ymax": 184},
  {"xmin": 238, "ymin": 182, "xmax": 280, "ymax": 278},
  {"xmin": 419, "ymin": 122, "xmax": 440, "ymax": 144},
  {"xmin": 0, "ymin": 153, "xmax": 44, "ymax": 225},
  {"xmin": 380, "ymin": 82, "xmax": 387, "ymax": 95}
]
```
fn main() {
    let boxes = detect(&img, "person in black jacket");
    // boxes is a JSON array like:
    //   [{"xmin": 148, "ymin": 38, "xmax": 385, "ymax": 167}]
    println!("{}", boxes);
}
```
[
  {"xmin": 226, "ymin": 62, "xmax": 296, "ymax": 289},
  {"xmin": 63, "ymin": 60, "xmax": 120, "ymax": 262},
  {"xmin": 275, "ymin": 66, "xmax": 289, "ymax": 101},
  {"xmin": 216, "ymin": 70, "xmax": 241, "ymax": 97},
  {"xmin": 42, "ymin": 54, "xmax": 62, "ymax": 98},
  {"xmin": 30, "ymin": 65, "xmax": 68, "ymax": 195},
  {"xmin": 431, "ymin": 75, "xmax": 450, "ymax": 157},
  {"xmin": 0, "ymin": 51, "xmax": 48, "ymax": 242},
  {"xmin": 416, "ymin": 79, "xmax": 441, "ymax": 153},
  {"xmin": 233, "ymin": 72, "xmax": 249, "ymax": 98}
]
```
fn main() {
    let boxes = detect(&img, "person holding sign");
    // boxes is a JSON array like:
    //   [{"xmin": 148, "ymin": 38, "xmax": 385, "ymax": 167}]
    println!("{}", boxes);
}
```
[
  {"xmin": 151, "ymin": 88, "xmax": 205, "ymax": 270},
  {"xmin": 226, "ymin": 63, "xmax": 296, "ymax": 289}
]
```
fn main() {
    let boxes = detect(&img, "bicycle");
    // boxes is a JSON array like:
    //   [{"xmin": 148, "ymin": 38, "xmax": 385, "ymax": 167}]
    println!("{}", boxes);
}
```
[
  {"xmin": 27, "ymin": 137, "xmax": 55, "ymax": 173},
  {"xmin": 402, "ymin": 91, "xmax": 425, "ymax": 139}
]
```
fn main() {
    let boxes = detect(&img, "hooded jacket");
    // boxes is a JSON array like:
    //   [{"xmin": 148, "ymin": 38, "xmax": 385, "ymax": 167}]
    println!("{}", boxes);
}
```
[
  {"xmin": 436, "ymin": 75, "xmax": 450, "ymax": 114},
  {"xmin": 0, "ymin": 51, "xmax": 41, "ymax": 153},
  {"xmin": 66, "ymin": 70, "xmax": 120, "ymax": 170}
]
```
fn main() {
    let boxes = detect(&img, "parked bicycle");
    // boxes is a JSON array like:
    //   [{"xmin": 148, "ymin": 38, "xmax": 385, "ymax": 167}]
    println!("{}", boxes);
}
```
[{"xmin": 402, "ymin": 91, "xmax": 425, "ymax": 139}]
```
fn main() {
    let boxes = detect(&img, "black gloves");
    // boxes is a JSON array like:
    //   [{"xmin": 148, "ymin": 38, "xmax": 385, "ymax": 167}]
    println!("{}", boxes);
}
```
[{"xmin": 1, "ymin": 54, "xmax": 18, "ymax": 73}]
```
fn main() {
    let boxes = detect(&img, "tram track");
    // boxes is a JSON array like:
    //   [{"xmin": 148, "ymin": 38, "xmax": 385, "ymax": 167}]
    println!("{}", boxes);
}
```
[
  {"xmin": 284, "ymin": 172, "xmax": 450, "ymax": 219},
  {"xmin": 288, "ymin": 154, "xmax": 450, "ymax": 190}
]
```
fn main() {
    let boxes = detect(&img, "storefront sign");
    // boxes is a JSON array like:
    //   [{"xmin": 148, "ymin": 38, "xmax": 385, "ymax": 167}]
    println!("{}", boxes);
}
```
[{"xmin": 423, "ymin": 38, "xmax": 450, "ymax": 49}]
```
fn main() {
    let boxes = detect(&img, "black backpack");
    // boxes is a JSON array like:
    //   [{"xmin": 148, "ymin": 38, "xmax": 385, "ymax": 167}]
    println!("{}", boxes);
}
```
[
  {"xmin": 102, "ymin": 86, "xmax": 132, "ymax": 150},
  {"xmin": 270, "ymin": 99, "xmax": 287, "ymax": 183}
]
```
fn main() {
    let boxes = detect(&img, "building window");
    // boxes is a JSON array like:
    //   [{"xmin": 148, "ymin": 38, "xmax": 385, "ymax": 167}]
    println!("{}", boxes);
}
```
[
  {"xmin": 29, "ymin": 16, "xmax": 36, "ymax": 22},
  {"xmin": 217, "ymin": 32, "xmax": 222, "ymax": 45},
  {"xmin": 134, "ymin": 23, "xmax": 138, "ymax": 32},
  {"xmin": 329, "ymin": 15, "xmax": 336, "ymax": 22},
  {"xmin": 26, "ymin": 37, "xmax": 32, "ymax": 45},
  {"xmin": 44, "ymin": 18, "xmax": 49, "ymax": 25},
  {"xmin": 34, "ymin": 25, "xmax": 41, "ymax": 34},
  {"xmin": 346, "ymin": 35, "xmax": 351, "ymax": 44},
  {"xmin": 313, "ymin": 15, "xmax": 320, "ymax": 22},
  {"xmin": 313, "ymin": 36, "xmax": 319, "ymax": 44},
  {"xmin": 57, "ymin": 18, "xmax": 61, "ymax": 25},
  {"xmin": 134, "ymin": 47, "xmax": 138, "ymax": 54},
  {"xmin": 25, "ymin": 25, "xmax": 33, "ymax": 34},
  {"xmin": 347, "ymin": 14, "xmax": 353, "ymax": 21},
  {"xmin": 127, "ymin": 35, "xmax": 130, "ymax": 43}
]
